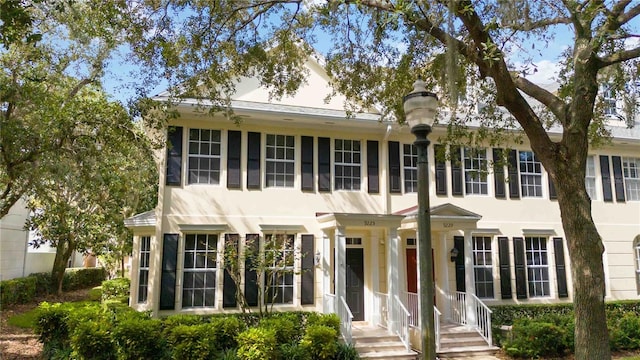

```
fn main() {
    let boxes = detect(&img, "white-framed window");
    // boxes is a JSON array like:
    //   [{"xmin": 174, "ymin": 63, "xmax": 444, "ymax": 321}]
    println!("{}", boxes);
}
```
[
  {"xmin": 188, "ymin": 129, "xmax": 221, "ymax": 184},
  {"xmin": 334, "ymin": 139, "xmax": 361, "ymax": 191},
  {"xmin": 525, "ymin": 236, "xmax": 550, "ymax": 297},
  {"xmin": 634, "ymin": 236, "xmax": 640, "ymax": 293},
  {"xmin": 265, "ymin": 134, "xmax": 295, "ymax": 188},
  {"xmin": 473, "ymin": 236, "xmax": 494, "ymax": 299},
  {"xmin": 585, "ymin": 156, "xmax": 597, "ymax": 200},
  {"xmin": 403, "ymin": 144, "xmax": 418, "ymax": 193},
  {"xmin": 603, "ymin": 85, "xmax": 617, "ymax": 116},
  {"xmin": 622, "ymin": 157, "xmax": 640, "ymax": 201},
  {"xmin": 182, "ymin": 234, "xmax": 218, "ymax": 308},
  {"xmin": 519, "ymin": 151, "xmax": 543, "ymax": 197},
  {"xmin": 464, "ymin": 148, "xmax": 488, "ymax": 195},
  {"xmin": 138, "ymin": 236, "xmax": 151, "ymax": 303},
  {"xmin": 264, "ymin": 234, "xmax": 295, "ymax": 304}
]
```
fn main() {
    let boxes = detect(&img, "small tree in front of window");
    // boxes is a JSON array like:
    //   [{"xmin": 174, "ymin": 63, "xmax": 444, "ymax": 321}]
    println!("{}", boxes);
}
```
[{"xmin": 223, "ymin": 233, "xmax": 302, "ymax": 318}]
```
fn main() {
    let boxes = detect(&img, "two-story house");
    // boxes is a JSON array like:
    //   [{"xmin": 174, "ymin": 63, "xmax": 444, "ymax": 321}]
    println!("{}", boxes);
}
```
[{"xmin": 125, "ymin": 56, "xmax": 640, "ymax": 354}]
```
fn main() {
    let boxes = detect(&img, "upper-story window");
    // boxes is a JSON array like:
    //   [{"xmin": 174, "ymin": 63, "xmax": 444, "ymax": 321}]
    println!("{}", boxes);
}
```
[
  {"xmin": 519, "ymin": 151, "xmax": 543, "ymax": 197},
  {"xmin": 265, "ymin": 234, "xmax": 295, "ymax": 304},
  {"xmin": 623, "ymin": 157, "xmax": 640, "ymax": 201},
  {"xmin": 525, "ymin": 236, "xmax": 550, "ymax": 297},
  {"xmin": 265, "ymin": 134, "xmax": 295, "ymax": 188},
  {"xmin": 585, "ymin": 156, "xmax": 597, "ymax": 200},
  {"xmin": 464, "ymin": 148, "xmax": 488, "ymax": 195},
  {"xmin": 603, "ymin": 85, "xmax": 617, "ymax": 116},
  {"xmin": 403, "ymin": 144, "xmax": 418, "ymax": 193},
  {"xmin": 188, "ymin": 129, "xmax": 221, "ymax": 184},
  {"xmin": 334, "ymin": 139, "xmax": 361, "ymax": 191},
  {"xmin": 182, "ymin": 234, "xmax": 218, "ymax": 308},
  {"xmin": 473, "ymin": 236, "xmax": 494, "ymax": 299}
]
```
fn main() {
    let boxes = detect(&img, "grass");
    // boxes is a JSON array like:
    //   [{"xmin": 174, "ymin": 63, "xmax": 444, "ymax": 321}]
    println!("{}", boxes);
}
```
[
  {"xmin": 88, "ymin": 286, "xmax": 102, "ymax": 301},
  {"xmin": 619, "ymin": 357, "xmax": 640, "ymax": 360},
  {"xmin": 7, "ymin": 309, "xmax": 40, "ymax": 329}
]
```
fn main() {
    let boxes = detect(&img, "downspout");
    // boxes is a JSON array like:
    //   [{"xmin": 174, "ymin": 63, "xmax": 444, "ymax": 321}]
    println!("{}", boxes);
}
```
[{"xmin": 383, "ymin": 124, "xmax": 393, "ymax": 215}]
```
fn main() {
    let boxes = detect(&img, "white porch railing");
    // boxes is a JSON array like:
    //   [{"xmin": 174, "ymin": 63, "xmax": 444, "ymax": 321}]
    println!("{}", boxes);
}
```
[
  {"xmin": 447, "ymin": 291, "xmax": 493, "ymax": 346},
  {"xmin": 393, "ymin": 295, "xmax": 411, "ymax": 350},
  {"xmin": 323, "ymin": 293, "xmax": 336, "ymax": 314},
  {"xmin": 337, "ymin": 296, "xmax": 354, "ymax": 344},
  {"xmin": 404, "ymin": 291, "xmax": 419, "ymax": 328},
  {"xmin": 434, "ymin": 306, "xmax": 442, "ymax": 352},
  {"xmin": 469, "ymin": 293, "xmax": 493, "ymax": 346},
  {"xmin": 373, "ymin": 291, "xmax": 389, "ymax": 328}
]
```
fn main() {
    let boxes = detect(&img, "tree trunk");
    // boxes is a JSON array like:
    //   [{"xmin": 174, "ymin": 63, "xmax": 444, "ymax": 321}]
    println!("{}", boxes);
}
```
[
  {"xmin": 51, "ymin": 241, "xmax": 76, "ymax": 295},
  {"xmin": 555, "ymin": 171, "xmax": 610, "ymax": 360}
]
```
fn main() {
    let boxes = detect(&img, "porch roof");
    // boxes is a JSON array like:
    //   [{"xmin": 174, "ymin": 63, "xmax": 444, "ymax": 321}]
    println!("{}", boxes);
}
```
[
  {"xmin": 396, "ymin": 203, "xmax": 482, "ymax": 227},
  {"xmin": 124, "ymin": 210, "xmax": 156, "ymax": 229},
  {"xmin": 315, "ymin": 212, "xmax": 404, "ymax": 229}
]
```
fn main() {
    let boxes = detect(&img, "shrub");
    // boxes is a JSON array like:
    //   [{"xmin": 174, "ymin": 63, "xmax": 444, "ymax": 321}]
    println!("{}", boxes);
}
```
[
  {"xmin": 336, "ymin": 342, "xmax": 360, "ymax": 360},
  {"xmin": 610, "ymin": 313, "xmax": 640, "ymax": 350},
  {"xmin": 300, "ymin": 325, "xmax": 339, "ymax": 360},
  {"xmin": 210, "ymin": 316, "xmax": 245, "ymax": 350},
  {"xmin": 101, "ymin": 278, "xmax": 130, "ymax": 304},
  {"xmin": 167, "ymin": 323, "xmax": 219, "ymax": 360},
  {"xmin": 237, "ymin": 327, "xmax": 278, "ymax": 360},
  {"xmin": 112, "ymin": 317, "xmax": 167, "ymax": 360},
  {"xmin": 503, "ymin": 318, "xmax": 568, "ymax": 358},
  {"xmin": 306, "ymin": 313, "xmax": 341, "ymax": 334},
  {"xmin": 0, "ymin": 276, "xmax": 37, "ymax": 308},
  {"xmin": 217, "ymin": 348, "xmax": 239, "ymax": 360},
  {"xmin": 279, "ymin": 342, "xmax": 311, "ymax": 360},
  {"xmin": 29, "ymin": 272, "xmax": 53, "ymax": 295},
  {"xmin": 70, "ymin": 321, "xmax": 117, "ymax": 360},
  {"xmin": 34, "ymin": 302, "xmax": 72, "ymax": 348},
  {"xmin": 259, "ymin": 314, "xmax": 302, "ymax": 345},
  {"xmin": 63, "ymin": 267, "xmax": 107, "ymax": 291}
]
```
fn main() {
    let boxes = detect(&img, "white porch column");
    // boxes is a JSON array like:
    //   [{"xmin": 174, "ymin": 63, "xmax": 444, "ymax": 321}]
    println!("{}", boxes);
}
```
[
  {"xmin": 322, "ymin": 232, "xmax": 332, "ymax": 313},
  {"xmin": 335, "ymin": 226, "xmax": 347, "ymax": 302},
  {"xmin": 439, "ymin": 232, "xmax": 451, "ymax": 320},
  {"xmin": 387, "ymin": 226, "xmax": 400, "ymax": 333},
  {"xmin": 464, "ymin": 230, "xmax": 476, "ymax": 326},
  {"xmin": 371, "ymin": 230, "xmax": 380, "ymax": 325}
]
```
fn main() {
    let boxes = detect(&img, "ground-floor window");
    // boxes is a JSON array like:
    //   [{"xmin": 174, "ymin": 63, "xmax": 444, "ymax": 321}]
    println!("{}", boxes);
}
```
[
  {"xmin": 182, "ymin": 234, "xmax": 218, "ymax": 308},
  {"xmin": 138, "ymin": 236, "xmax": 151, "ymax": 303},
  {"xmin": 473, "ymin": 236, "xmax": 494, "ymax": 299},
  {"xmin": 264, "ymin": 234, "xmax": 295, "ymax": 304},
  {"xmin": 525, "ymin": 236, "xmax": 550, "ymax": 297},
  {"xmin": 634, "ymin": 236, "xmax": 640, "ymax": 293}
]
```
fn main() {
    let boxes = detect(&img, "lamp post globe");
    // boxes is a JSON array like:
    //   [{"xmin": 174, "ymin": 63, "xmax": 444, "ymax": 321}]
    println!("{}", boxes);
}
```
[{"xmin": 402, "ymin": 78, "xmax": 438, "ymax": 359}]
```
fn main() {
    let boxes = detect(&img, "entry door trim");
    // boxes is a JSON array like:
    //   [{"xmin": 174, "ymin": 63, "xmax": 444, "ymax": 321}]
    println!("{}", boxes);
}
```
[{"xmin": 346, "ymin": 247, "xmax": 365, "ymax": 321}]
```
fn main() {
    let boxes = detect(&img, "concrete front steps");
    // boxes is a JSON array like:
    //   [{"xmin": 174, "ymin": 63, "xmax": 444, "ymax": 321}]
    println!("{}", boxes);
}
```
[
  {"xmin": 351, "ymin": 322, "xmax": 418, "ymax": 360},
  {"xmin": 436, "ymin": 323, "xmax": 500, "ymax": 359}
]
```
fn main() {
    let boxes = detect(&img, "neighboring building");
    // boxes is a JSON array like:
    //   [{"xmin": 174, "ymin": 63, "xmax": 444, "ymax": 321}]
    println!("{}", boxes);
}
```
[
  {"xmin": 0, "ymin": 200, "xmax": 92, "ymax": 281},
  {"xmin": 125, "ymin": 57, "xmax": 640, "ymax": 353}
]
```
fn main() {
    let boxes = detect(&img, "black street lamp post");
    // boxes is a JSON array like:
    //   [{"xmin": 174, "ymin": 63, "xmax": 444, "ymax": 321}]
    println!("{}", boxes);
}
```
[{"xmin": 403, "ymin": 79, "xmax": 438, "ymax": 360}]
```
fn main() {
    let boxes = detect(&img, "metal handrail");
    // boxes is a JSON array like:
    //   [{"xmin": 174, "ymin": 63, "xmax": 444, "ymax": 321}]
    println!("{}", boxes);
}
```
[
  {"xmin": 404, "ymin": 291, "xmax": 419, "ymax": 328},
  {"xmin": 393, "ymin": 295, "xmax": 411, "ymax": 350},
  {"xmin": 373, "ymin": 291, "xmax": 389, "ymax": 328},
  {"xmin": 323, "ymin": 293, "xmax": 336, "ymax": 314},
  {"xmin": 434, "ymin": 306, "xmax": 442, "ymax": 352},
  {"xmin": 469, "ymin": 293, "xmax": 493, "ymax": 346},
  {"xmin": 338, "ymin": 296, "xmax": 354, "ymax": 344}
]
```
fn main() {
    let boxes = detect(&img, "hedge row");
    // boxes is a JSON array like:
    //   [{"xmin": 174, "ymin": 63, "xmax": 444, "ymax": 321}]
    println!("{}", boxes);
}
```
[
  {"xmin": 491, "ymin": 300, "xmax": 640, "ymax": 358},
  {"xmin": 0, "ymin": 268, "xmax": 106, "ymax": 309},
  {"xmin": 101, "ymin": 278, "xmax": 130, "ymax": 304},
  {"xmin": 35, "ymin": 304, "xmax": 359, "ymax": 360}
]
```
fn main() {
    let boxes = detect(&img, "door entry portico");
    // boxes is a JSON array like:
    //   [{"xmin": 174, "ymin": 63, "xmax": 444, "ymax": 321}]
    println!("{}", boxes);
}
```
[{"xmin": 346, "ymin": 248, "xmax": 364, "ymax": 321}]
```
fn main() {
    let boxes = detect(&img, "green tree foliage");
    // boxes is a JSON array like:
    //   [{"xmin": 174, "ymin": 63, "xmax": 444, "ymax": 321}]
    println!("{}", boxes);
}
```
[{"xmin": 131, "ymin": 2, "xmax": 640, "ymax": 359}]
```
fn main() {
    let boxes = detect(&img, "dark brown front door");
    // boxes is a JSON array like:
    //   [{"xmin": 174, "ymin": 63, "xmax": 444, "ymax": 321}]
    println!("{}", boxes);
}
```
[
  {"xmin": 406, "ymin": 248, "xmax": 418, "ymax": 293},
  {"xmin": 346, "ymin": 248, "xmax": 365, "ymax": 321}
]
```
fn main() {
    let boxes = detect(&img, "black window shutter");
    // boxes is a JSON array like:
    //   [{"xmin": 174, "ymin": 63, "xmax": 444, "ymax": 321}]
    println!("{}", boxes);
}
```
[
  {"xmin": 223, "ymin": 234, "xmax": 239, "ymax": 308},
  {"xmin": 493, "ymin": 148, "xmax": 506, "ymax": 198},
  {"xmin": 513, "ymin": 237, "xmax": 527, "ymax": 299},
  {"xmin": 244, "ymin": 234, "xmax": 260, "ymax": 307},
  {"xmin": 498, "ymin": 237, "xmax": 512, "ymax": 299},
  {"xmin": 318, "ymin": 137, "xmax": 331, "ymax": 192},
  {"xmin": 612, "ymin": 156, "xmax": 626, "ymax": 202},
  {"xmin": 367, "ymin": 140, "xmax": 380, "ymax": 194},
  {"xmin": 434, "ymin": 144, "xmax": 447, "ymax": 195},
  {"xmin": 388, "ymin": 141, "xmax": 401, "ymax": 193},
  {"xmin": 553, "ymin": 237, "xmax": 569, "ymax": 298},
  {"xmin": 454, "ymin": 236, "xmax": 465, "ymax": 292},
  {"xmin": 247, "ymin": 132, "xmax": 261, "ymax": 189},
  {"xmin": 549, "ymin": 177, "xmax": 557, "ymax": 200},
  {"xmin": 600, "ymin": 155, "xmax": 613, "ymax": 202},
  {"xmin": 301, "ymin": 234, "xmax": 315, "ymax": 305},
  {"xmin": 227, "ymin": 130, "xmax": 242, "ymax": 189},
  {"xmin": 165, "ymin": 126, "xmax": 183, "ymax": 186},
  {"xmin": 160, "ymin": 234, "xmax": 178, "ymax": 310},
  {"xmin": 508, "ymin": 150, "xmax": 520, "ymax": 199},
  {"xmin": 301, "ymin": 136, "xmax": 314, "ymax": 191},
  {"xmin": 451, "ymin": 146, "xmax": 463, "ymax": 196}
]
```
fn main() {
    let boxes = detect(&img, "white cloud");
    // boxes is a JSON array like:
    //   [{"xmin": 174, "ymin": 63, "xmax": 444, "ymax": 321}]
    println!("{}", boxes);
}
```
[{"xmin": 514, "ymin": 59, "xmax": 561, "ymax": 85}]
